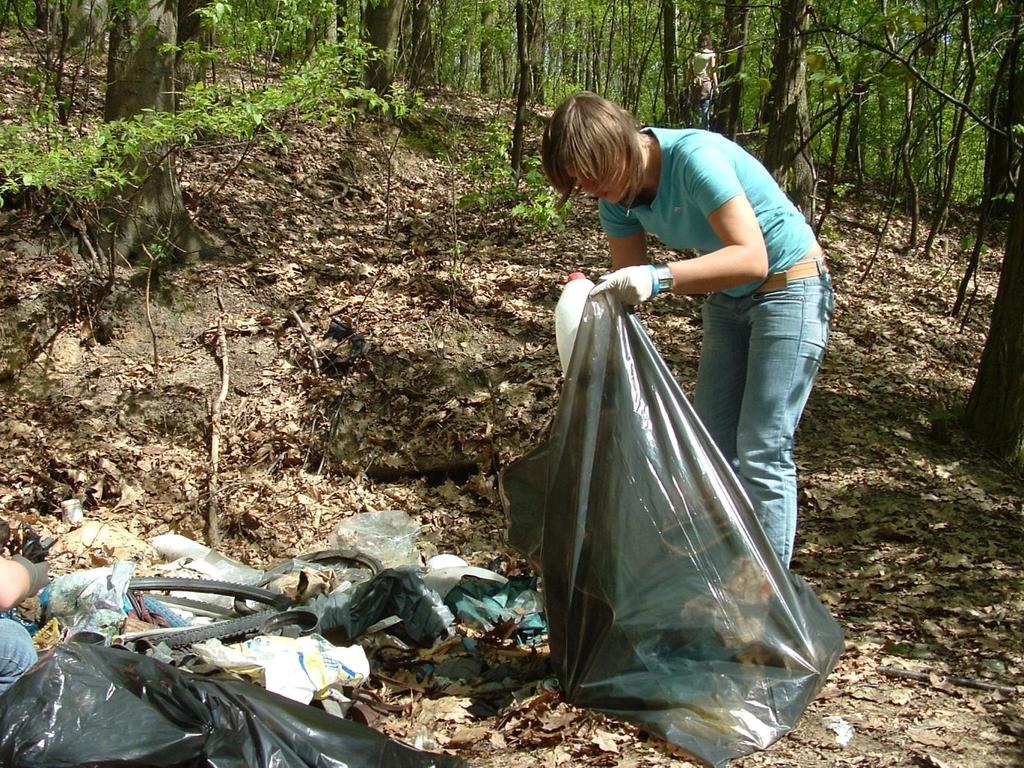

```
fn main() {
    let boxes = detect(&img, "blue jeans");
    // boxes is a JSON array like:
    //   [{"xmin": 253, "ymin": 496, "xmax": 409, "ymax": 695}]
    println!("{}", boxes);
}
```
[
  {"xmin": 0, "ymin": 619, "xmax": 36, "ymax": 694},
  {"xmin": 698, "ymin": 97, "xmax": 713, "ymax": 130},
  {"xmin": 694, "ymin": 269, "xmax": 834, "ymax": 566}
]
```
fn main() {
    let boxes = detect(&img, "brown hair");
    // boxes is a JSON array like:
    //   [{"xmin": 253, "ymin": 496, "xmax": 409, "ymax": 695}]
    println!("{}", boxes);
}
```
[{"xmin": 541, "ymin": 92, "xmax": 646, "ymax": 207}]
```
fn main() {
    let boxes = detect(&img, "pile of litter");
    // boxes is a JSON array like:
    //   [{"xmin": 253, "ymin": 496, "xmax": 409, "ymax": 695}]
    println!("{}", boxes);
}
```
[{"xmin": 0, "ymin": 512, "xmax": 547, "ymax": 767}]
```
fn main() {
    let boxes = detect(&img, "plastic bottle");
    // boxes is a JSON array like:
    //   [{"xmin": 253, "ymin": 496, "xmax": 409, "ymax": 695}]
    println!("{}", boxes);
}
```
[{"xmin": 555, "ymin": 271, "xmax": 595, "ymax": 374}]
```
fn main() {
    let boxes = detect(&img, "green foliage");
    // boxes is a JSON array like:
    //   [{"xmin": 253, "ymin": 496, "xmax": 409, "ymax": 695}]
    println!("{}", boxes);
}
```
[
  {"xmin": 831, "ymin": 182, "xmax": 855, "ymax": 199},
  {"xmin": 461, "ymin": 120, "xmax": 513, "ymax": 185},
  {"xmin": 510, "ymin": 165, "xmax": 568, "ymax": 229},
  {"xmin": 458, "ymin": 121, "xmax": 565, "ymax": 230},
  {"xmin": 194, "ymin": 0, "xmax": 343, "ymax": 66},
  {"xmin": 0, "ymin": 44, "xmax": 395, "ymax": 209},
  {"xmin": 0, "ymin": 0, "xmax": 36, "ymax": 27}
]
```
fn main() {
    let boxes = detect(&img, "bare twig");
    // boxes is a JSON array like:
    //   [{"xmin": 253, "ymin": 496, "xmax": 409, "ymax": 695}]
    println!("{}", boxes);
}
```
[
  {"xmin": 196, "ymin": 137, "xmax": 258, "ymax": 203},
  {"xmin": 380, "ymin": 123, "xmax": 404, "ymax": 236},
  {"xmin": 448, "ymin": 151, "xmax": 461, "ymax": 312},
  {"xmin": 878, "ymin": 666, "xmax": 1019, "ymax": 696},
  {"xmin": 353, "ymin": 263, "xmax": 389, "ymax": 326},
  {"xmin": 67, "ymin": 216, "xmax": 104, "ymax": 276},
  {"xmin": 290, "ymin": 308, "xmax": 321, "ymax": 376},
  {"xmin": 140, "ymin": 243, "xmax": 160, "ymax": 379},
  {"xmin": 207, "ymin": 287, "xmax": 229, "ymax": 548}
]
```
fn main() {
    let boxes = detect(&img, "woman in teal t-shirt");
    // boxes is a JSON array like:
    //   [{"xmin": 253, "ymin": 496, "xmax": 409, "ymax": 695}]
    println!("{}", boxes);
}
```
[{"xmin": 541, "ymin": 91, "xmax": 834, "ymax": 567}]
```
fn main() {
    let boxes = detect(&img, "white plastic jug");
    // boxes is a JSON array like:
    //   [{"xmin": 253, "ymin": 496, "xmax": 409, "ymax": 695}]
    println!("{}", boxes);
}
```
[{"xmin": 555, "ymin": 271, "xmax": 595, "ymax": 374}]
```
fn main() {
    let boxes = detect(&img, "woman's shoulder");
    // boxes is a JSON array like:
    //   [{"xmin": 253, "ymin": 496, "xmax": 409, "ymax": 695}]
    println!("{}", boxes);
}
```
[{"xmin": 654, "ymin": 128, "xmax": 734, "ymax": 161}]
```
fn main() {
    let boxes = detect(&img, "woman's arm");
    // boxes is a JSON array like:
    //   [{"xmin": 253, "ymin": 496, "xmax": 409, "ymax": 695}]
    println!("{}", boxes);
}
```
[
  {"xmin": 665, "ymin": 194, "xmax": 768, "ymax": 294},
  {"xmin": 609, "ymin": 231, "xmax": 647, "ymax": 269},
  {"xmin": 0, "ymin": 559, "xmax": 32, "ymax": 611}
]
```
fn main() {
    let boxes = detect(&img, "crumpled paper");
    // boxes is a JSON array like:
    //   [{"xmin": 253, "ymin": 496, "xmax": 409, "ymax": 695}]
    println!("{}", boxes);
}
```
[{"xmin": 192, "ymin": 632, "xmax": 369, "ymax": 703}]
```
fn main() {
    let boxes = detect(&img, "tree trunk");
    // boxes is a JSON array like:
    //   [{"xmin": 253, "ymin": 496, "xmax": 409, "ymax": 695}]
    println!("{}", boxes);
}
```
[
  {"xmin": 900, "ymin": 84, "xmax": 920, "ymax": 248},
  {"xmin": 845, "ymin": 84, "xmax": 865, "ymax": 185},
  {"xmin": 479, "ymin": 1, "xmax": 496, "ymax": 94},
  {"xmin": 986, "ymin": 9, "xmax": 1022, "ymax": 217},
  {"xmin": 103, "ymin": 0, "xmax": 207, "ymax": 261},
  {"xmin": 408, "ymin": 0, "xmax": 434, "ymax": 89},
  {"xmin": 923, "ymin": 7, "xmax": 976, "ymax": 260},
  {"xmin": 325, "ymin": 0, "xmax": 337, "ymax": 45},
  {"xmin": 175, "ymin": 0, "xmax": 208, "ymax": 109},
  {"xmin": 715, "ymin": 0, "xmax": 749, "ymax": 138},
  {"xmin": 526, "ymin": 0, "xmax": 543, "ymax": 101},
  {"xmin": 965, "ymin": 169, "xmax": 1024, "ymax": 468},
  {"xmin": 763, "ymin": 0, "xmax": 814, "ymax": 218},
  {"xmin": 66, "ymin": 0, "xmax": 109, "ymax": 49},
  {"xmin": 511, "ymin": 0, "xmax": 528, "ymax": 179},
  {"xmin": 660, "ymin": 0, "xmax": 677, "ymax": 124},
  {"xmin": 363, "ymin": 0, "xmax": 405, "ymax": 93}
]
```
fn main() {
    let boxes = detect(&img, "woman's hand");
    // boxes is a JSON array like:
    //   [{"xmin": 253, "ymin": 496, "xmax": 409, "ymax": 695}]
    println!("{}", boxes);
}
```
[{"xmin": 593, "ymin": 265, "xmax": 656, "ymax": 305}]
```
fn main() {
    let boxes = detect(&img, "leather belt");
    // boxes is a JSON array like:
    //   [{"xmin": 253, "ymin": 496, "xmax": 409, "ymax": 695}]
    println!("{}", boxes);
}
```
[{"xmin": 756, "ymin": 257, "xmax": 828, "ymax": 293}]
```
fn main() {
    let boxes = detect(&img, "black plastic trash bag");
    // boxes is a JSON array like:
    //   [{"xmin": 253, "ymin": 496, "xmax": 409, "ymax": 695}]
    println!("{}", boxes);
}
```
[
  {"xmin": 0, "ymin": 643, "xmax": 464, "ymax": 768},
  {"xmin": 312, "ymin": 567, "xmax": 455, "ymax": 648},
  {"xmin": 500, "ymin": 293, "xmax": 844, "ymax": 767}
]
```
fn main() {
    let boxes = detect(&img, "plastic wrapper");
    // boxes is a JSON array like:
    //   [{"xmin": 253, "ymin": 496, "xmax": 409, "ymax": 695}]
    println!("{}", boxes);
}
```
[
  {"xmin": 500, "ymin": 293, "xmax": 844, "ymax": 767},
  {"xmin": 40, "ymin": 561, "xmax": 135, "ymax": 640},
  {"xmin": 0, "ymin": 643, "xmax": 464, "ymax": 767},
  {"xmin": 332, "ymin": 509, "xmax": 421, "ymax": 568}
]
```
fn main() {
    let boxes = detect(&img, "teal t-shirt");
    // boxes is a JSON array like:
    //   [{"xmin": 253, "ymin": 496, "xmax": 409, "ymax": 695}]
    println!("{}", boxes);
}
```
[{"xmin": 598, "ymin": 127, "xmax": 816, "ymax": 297}]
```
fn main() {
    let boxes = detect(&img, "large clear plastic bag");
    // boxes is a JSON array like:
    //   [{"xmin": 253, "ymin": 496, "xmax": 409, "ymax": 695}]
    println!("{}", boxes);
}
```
[{"xmin": 500, "ymin": 293, "xmax": 844, "ymax": 767}]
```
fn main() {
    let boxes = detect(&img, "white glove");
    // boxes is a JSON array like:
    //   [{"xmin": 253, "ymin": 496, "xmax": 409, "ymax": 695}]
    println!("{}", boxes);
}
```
[{"xmin": 592, "ymin": 265, "xmax": 655, "ymax": 305}]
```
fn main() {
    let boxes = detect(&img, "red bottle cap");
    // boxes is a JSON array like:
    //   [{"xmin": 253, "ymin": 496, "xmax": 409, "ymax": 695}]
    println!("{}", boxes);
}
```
[{"xmin": 567, "ymin": 272, "xmax": 586, "ymax": 282}]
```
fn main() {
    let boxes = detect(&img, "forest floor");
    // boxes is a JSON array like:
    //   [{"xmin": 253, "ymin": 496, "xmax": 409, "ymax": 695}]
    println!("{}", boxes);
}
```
[{"xmin": 1, "ymin": 50, "xmax": 1023, "ymax": 767}]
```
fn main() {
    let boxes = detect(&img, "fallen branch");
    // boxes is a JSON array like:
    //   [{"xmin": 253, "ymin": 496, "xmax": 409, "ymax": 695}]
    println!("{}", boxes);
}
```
[
  {"xmin": 290, "ymin": 308, "xmax": 321, "ymax": 376},
  {"xmin": 878, "ymin": 666, "xmax": 1019, "ymax": 696},
  {"xmin": 364, "ymin": 458, "xmax": 480, "ymax": 483},
  {"xmin": 140, "ymin": 242, "xmax": 160, "ymax": 379},
  {"xmin": 207, "ymin": 287, "xmax": 229, "ymax": 548},
  {"xmin": 834, "ymin": 215, "xmax": 882, "ymax": 237}
]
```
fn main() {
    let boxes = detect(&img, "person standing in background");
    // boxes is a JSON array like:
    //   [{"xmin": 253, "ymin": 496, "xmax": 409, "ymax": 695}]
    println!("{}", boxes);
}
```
[{"xmin": 689, "ymin": 35, "xmax": 718, "ymax": 129}]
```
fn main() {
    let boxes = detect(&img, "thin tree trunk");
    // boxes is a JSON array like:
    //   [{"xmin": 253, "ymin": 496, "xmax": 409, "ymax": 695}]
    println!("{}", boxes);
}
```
[
  {"xmin": 845, "ymin": 84, "xmax": 865, "ymax": 185},
  {"xmin": 953, "ymin": 83, "xmax": 1002, "ymax": 317},
  {"xmin": 661, "ymin": 0, "xmax": 677, "ymax": 123},
  {"xmin": 325, "ymin": 0, "xmax": 337, "ymax": 45},
  {"xmin": 479, "ymin": 0, "xmax": 495, "ymax": 94},
  {"xmin": 900, "ymin": 84, "xmax": 920, "ymax": 248},
  {"xmin": 923, "ymin": 6, "xmax": 976, "ymax": 259},
  {"xmin": 815, "ymin": 98, "xmax": 845, "ymax": 233},
  {"xmin": 526, "ymin": 0, "xmax": 543, "ymax": 101},
  {"xmin": 511, "ymin": 0, "xmax": 528, "ymax": 179},
  {"xmin": 986, "ymin": 3, "xmax": 1022, "ymax": 217},
  {"xmin": 715, "ymin": 0, "xmax": 749, "ymax": 138}
]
